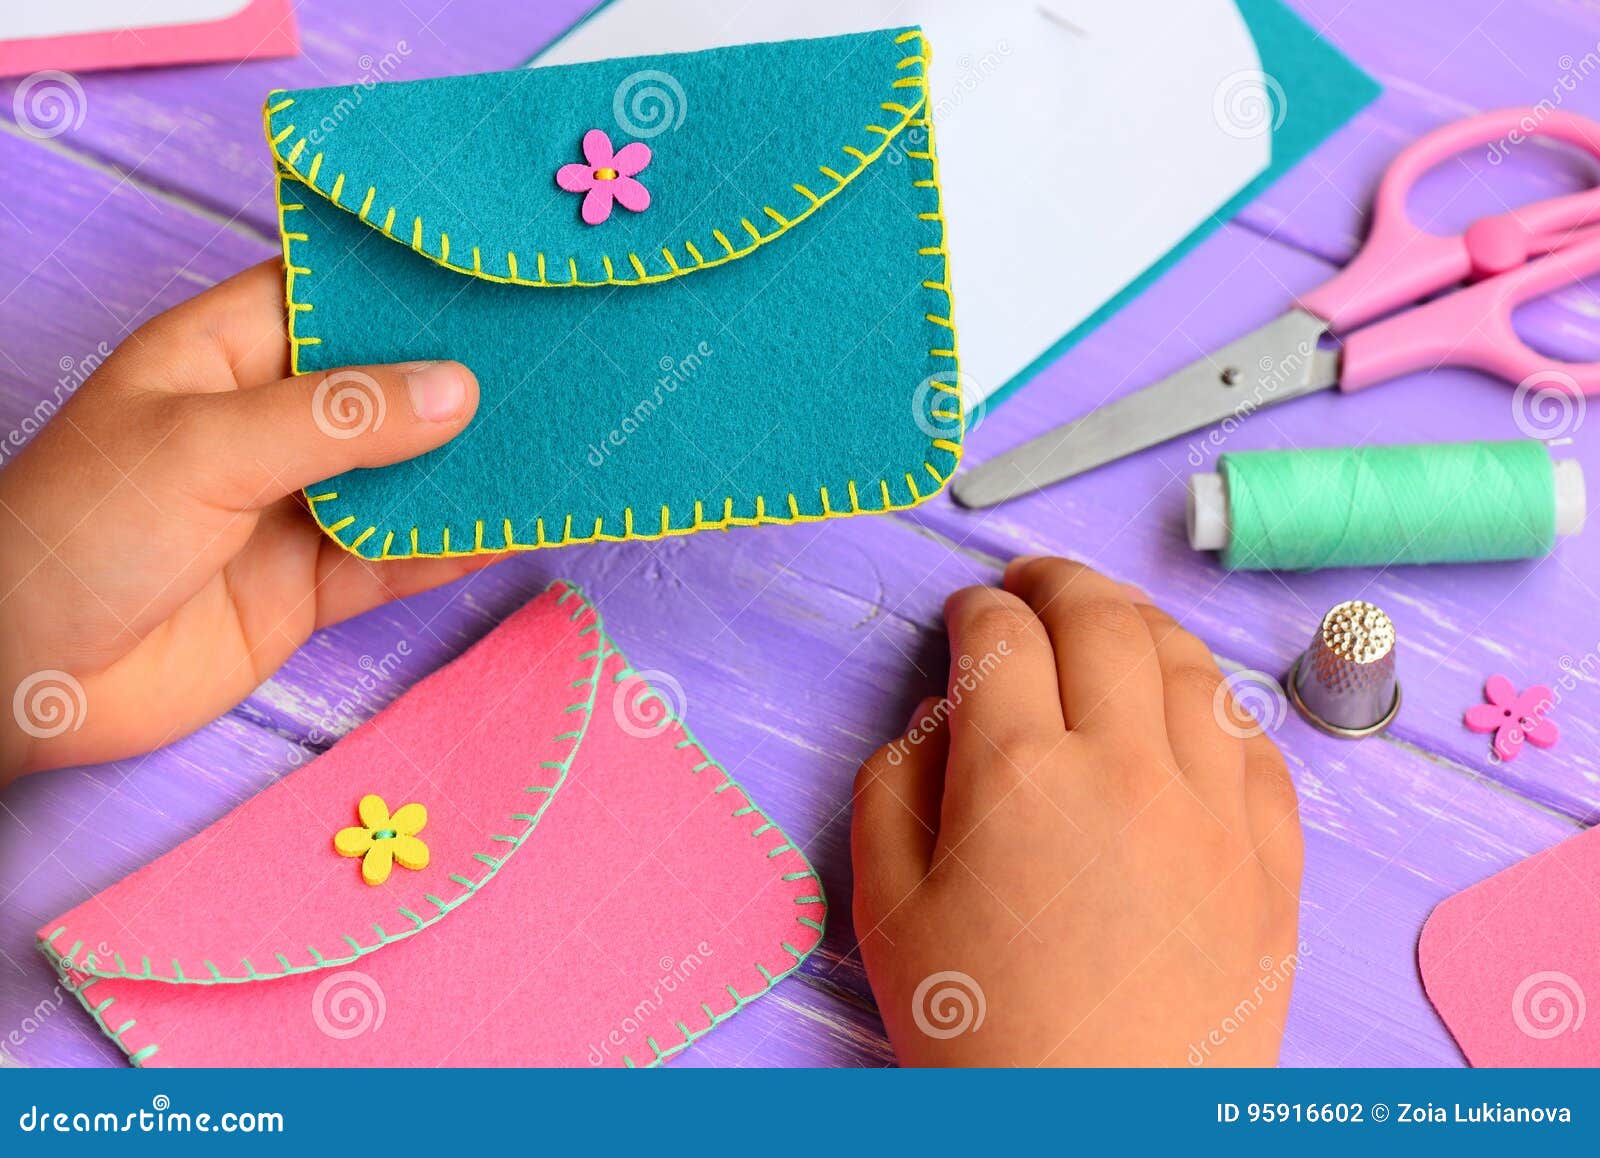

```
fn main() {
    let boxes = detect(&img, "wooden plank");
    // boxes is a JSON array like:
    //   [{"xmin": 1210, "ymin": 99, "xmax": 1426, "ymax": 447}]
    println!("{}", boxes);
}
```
[
  {"xmin": 6, "ymin": 0, "xmax": 1587, "ymax": 844},
  {"xmin": 0, "ymin": 715, "xmax": 306, "ymax": 1067},
  {"xmin": 1, "ymin": 0, "xmax": 1591, "ymax": 1069},
  {"xmin": 0, "ymin": 0, "xmax": 598, "ymax": 237},
  {"xmin": 669, "ymin": 985, "xmax": 896, "ymax": 1069},
  {"xmin": 0, "ymin": 520, "xmax": 1576, "ymax": 1069},
  {"xmin": 1243, "ymin": 0, "xmax": 1600, "ymax": 284},
  {"xmin": 229, "ymin": 508, "xmax": 1577, "ymax": 1065},
  {"xmin": 1256, "ymin": 0, "xmax": 1600, "ymax": 376},
  {"xmin": 0, "ymin": 129, "xmax": 270, "ymax": 432}
]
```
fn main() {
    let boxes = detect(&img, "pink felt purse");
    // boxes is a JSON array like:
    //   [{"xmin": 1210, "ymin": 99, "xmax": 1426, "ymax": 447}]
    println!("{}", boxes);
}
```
[{"xmin": 37, "ymin": 582, "xmax": 825, "ymax": 1067}]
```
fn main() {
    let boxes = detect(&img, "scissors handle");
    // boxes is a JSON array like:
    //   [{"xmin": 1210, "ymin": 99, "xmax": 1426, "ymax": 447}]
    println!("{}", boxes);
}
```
[
  {"xmin": 1300, "ymin": 108, "xmax": 1600, "ymax": 332},
  {"xmin": 1339, "ymin": 228, "xmax": 1600, "ymax": 396}
]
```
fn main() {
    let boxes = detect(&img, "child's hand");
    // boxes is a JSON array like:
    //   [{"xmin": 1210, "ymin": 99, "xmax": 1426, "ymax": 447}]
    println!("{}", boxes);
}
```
[
  {"xmin": 852, "ymin": 556, "xmax": 1303, "ymax": 1066},
  {"xmin": 0, "ymin": 260, "xmax": 496, "ymax": 784}
]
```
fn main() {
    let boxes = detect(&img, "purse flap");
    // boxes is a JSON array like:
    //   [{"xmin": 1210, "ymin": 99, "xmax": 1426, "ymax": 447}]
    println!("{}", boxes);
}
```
[
  {"xmin": 37, "ymin": 582, "xmax": 604, "ymax": 986},
  {"xmin": 264, "ymin": 27, "xmax": 931, "ymax": 287}
]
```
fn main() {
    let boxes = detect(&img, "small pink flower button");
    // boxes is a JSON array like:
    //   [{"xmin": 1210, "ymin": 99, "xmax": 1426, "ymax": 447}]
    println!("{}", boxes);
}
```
[
  {"xmin": 556, "ymin": 129, "xmax": 652, "ymax": 226},
  {"xmin": 1464, "ymin": 675, "xmax": 1559, "ymax": 762}
]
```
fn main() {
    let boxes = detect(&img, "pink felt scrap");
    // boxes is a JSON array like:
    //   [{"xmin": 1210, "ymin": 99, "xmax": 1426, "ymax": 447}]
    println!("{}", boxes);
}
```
[
  {"xmin": 37, "ymin": 581, "xmax": 824, "ymax": 1067},
  {"xmin": 1418, "ymin": 824, "xmax": 1600, "ymax": 1066},
  {"xmin": 0, "ymin": 0, "xmax": 298, "ymax": 79}
]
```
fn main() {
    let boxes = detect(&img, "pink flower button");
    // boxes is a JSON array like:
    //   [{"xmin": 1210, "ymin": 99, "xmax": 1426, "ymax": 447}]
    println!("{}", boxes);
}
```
[
  {"xmin": 1464, "ymin": 675, "xmax": 1559, "ymax": 762},
  {"xmin": 556, "ymin": 129, "xmax": 652, "ymax": 226}
]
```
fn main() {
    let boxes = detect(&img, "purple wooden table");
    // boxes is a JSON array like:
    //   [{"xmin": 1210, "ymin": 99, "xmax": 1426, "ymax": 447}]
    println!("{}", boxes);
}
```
[{"xmin": 2, "ymin": 0, "xmax": 1597, "ymax": 1068}]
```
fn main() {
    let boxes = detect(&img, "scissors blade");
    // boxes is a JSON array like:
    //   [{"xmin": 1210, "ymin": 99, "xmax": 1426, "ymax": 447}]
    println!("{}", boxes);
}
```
[{"xmin": 952, "ymin": 308, "xmax": 1339, "ymax": 509}]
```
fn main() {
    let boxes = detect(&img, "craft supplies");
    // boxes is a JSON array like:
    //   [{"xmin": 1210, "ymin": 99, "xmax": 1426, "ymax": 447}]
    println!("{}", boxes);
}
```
[
  {"xmin": 1185, "ymin": 440, "xmax": 1585, "ymax": 571},
  {"xmin": 555, "ymin": 130, "xmax": 652, "ymax": 226},
  {"xmin": 0, "ymin": 0, "xmax": 298, "ymax": 78},
  {"xmin": 270, "ymin": 28, "xmax": 961, "ymax": 560},
  {"xmin": 956, "ymin": 106, "xmax": 1600, "ymax": 508},
  {"xmin": 333, "ymin": 794, "xmax": 431, "ymax": 886},
  {"xmin": 1287, "ymin": 600, "xmax": 1400, "ymax": 738},
  {"xmin": 536, "ymin": 0, "xmax": 1377, "ymax": 412},
  {"xmin": 1420, "ymin": 824, "xmax": 1600, "ymax": 1066},
  {"xmin": 1464, "ymin": 675, "xmax": 1559, "ymax": 762},
  {"xmin": 37, "ymin": 583, "xmax": 824, "ymax": 1067}
]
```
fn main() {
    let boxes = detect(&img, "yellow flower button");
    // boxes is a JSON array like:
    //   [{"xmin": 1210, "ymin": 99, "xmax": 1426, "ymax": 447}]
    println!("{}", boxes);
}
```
[{"xmin": 334, "ymin": 794, "xmax": 429, "ymax": 886}]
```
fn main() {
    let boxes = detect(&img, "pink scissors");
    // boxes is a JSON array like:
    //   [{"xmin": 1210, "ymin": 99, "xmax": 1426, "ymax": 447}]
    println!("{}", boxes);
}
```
[{"xmin": 955, "ymin": 107, "xmax": 1600, "ymax": 508}]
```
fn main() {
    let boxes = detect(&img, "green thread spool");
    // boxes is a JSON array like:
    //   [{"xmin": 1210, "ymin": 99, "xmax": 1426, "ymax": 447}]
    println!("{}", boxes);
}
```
[{"xmin": 1187, "ymin": 440, "xmax": 1586, "ymax": 571}]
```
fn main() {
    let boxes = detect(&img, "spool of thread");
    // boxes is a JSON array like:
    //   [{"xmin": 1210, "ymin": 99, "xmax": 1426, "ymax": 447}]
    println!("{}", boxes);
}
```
[{"xmin": 1188, "ymin": 440, "xmax": 1585, "ymax": 571}]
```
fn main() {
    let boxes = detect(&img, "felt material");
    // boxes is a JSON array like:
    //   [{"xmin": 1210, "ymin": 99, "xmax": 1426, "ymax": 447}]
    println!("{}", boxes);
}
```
[
  {"xmin": 986, "ymin": 0, "xmax": 1380, "ymax": 410},
  {"xmin": 1419, "ymin": 825, "xmax": 1600, "ymax": 1067},
  {"xmin": 265, "ymin": 27, "xmax": 960, "ymax": 559},
  {"xmin": 37, "ymin": 583, "xmax": 826, "ymax": 1067}
]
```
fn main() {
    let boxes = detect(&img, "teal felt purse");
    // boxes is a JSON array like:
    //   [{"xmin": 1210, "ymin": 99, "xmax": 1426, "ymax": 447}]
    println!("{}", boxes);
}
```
[{"xmin": 264, "ymin": 26, "xmax": 960, "ymax": 559}]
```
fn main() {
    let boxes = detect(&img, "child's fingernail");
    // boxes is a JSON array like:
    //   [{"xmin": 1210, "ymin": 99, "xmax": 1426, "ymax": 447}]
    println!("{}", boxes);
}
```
[{"xmin": 404, "ymin": 361, "xmax": 470, "ymax": 421}]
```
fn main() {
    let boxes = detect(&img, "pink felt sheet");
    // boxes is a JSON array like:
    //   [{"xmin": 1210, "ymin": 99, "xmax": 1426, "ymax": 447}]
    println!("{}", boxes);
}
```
[
  {"xmin": 1419, "ymin": 824, "xmax": 1599, "ymax": 1066},
  {"xmin": 0, "ymin": 0, "xmax": 298, "ymax": 78},
  {"xmin": 38, "ymin": 582, "xmax": 825, "ymax": 1066}
]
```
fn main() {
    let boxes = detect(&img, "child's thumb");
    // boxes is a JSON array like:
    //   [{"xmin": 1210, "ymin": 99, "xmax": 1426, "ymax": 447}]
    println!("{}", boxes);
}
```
[{"xmin": 179, "ymin": 361, "xmax": 479, "ymax": 509}]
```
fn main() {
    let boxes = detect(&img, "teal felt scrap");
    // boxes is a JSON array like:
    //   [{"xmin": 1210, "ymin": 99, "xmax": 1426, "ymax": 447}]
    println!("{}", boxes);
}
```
[{"xmin": 265, "ymin": 27, "xmax": 959, "ymax": 559}]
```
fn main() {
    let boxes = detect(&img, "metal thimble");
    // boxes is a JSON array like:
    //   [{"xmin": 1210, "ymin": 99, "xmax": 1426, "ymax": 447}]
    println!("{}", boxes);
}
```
[{"xmin": 1287, "ymin": 600, "xmax": 1401, "ymax": 738}]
